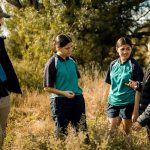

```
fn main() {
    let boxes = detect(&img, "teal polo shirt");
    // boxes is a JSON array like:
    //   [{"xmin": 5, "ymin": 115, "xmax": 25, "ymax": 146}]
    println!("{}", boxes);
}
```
[
  {"xmin": 105, "ymin": 58, "xmax": 143, "ymax": 106},
  {"xmin": 44, "ymin": 54, "xmax": 82, "ymax": 98}
]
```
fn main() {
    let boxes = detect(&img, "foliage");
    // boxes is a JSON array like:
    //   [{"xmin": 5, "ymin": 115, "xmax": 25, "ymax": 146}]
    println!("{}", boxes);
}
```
[{"xmin": 3, "ymin": 0, "xmax": 150, "ymax": 89}]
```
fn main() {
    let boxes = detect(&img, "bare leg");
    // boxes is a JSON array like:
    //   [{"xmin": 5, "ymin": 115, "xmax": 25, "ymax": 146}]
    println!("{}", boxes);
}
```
[
  {"xmin": 108, "ymin": 117, "xmax": 120, "ymax": 136},
  {"xmin": 0, "ymin": 96, "xmax": 10, "ymax": 148},
  {"xmin": 117, "ymin": 117, "xmax": 122, "ymax": 126},
  {"xmin": 122, "ymin": 119, "xmax": 132, "ymax": 135}
]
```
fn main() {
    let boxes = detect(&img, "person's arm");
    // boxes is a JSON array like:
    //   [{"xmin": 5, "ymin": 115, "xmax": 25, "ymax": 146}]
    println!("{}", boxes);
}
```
[
  {"xmin": 132, "ymin": 91, "xmax": 141, "ymax": 122},
  {"xmin": 126, "ymin": 80, "xmax": 142, "ymax": 91},
  {"xmin": 137, "ymin": 104, "xmax": 150, "ymax": 126},
  {"xmin": 132, "ymin": 104, "xmax": 150, "ymax": 130},
  {"xmin": 44, "ymin": 87, "xmax": 75, "ymax": 98}
]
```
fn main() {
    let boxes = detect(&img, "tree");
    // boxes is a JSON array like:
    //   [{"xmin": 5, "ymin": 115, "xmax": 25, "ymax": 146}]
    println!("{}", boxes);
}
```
[
  {"xmin": 2, "ymin": 0, "xmax": 150, "ymax": 89},
  {"xmin": 5, "ymin": 0, "xmax": 40, "ymax": 10},
  {"xmin": 56, "ymin": 0, "xmax": 150, "ymax": 68}
]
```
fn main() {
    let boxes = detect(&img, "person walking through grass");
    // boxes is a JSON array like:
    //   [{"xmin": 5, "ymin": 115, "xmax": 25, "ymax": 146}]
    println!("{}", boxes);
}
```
[
  {"xmin": 43, "ymin": 34, "xmax": 89, "ymax": 143},
  {"xmin": 105, "ymin": 37, "xmax": 144, "ymax": 136},
  {"xmin": 128, "ymin": 41, "xmax": 150, "ymax": 140},
  {"xmin": 0, "ymin": 7, "xmax": 22, "ymax": 148}
]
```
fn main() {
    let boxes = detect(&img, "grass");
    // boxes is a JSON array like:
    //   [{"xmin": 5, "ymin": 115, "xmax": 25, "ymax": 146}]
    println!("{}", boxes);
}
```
[{"xmin": 2, "ymin": 72, "xmax": 150, "ymax": 150}]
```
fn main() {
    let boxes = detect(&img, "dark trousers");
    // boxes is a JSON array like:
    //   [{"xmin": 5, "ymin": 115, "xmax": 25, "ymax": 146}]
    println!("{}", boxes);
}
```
[{"xmin": 50, "ymin": 95, "xmax": 87, "ymax": 138}]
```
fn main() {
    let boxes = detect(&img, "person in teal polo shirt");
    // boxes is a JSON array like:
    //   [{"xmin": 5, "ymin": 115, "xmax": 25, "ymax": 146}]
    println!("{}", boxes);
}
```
[
  {"xmin": 43, "ymin": 34, "xmax": 89, "ymax": 142},
  {"xmin": 105, "ymin": 37, "xmax": 143, "ymax": 135}
]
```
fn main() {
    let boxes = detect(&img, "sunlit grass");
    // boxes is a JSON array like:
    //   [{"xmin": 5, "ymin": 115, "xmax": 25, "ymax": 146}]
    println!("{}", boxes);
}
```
[{"xmin": 3, "ymin": 71, "xmax": 150, "ymax": 150}]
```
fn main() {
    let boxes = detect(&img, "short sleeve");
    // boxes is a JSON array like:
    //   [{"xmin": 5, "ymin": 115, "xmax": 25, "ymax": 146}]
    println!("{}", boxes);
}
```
[
  {"xmin": 75, "ymin": 64, "xmax": 80, "ymax": 78},
  {"xmin": 134, "ymin": 64, "xmax": 144, "ymax": 82},
  {"xmin": 105, "ymin": 65, "xmax": 111, "ymax": 84},
  {"xmin": 132, "ymin": 59, "xmax": 144, "ymax": 92},
  {"xmin": 43, "ymin": 57, "xmax": 56, "ymax": 88}
]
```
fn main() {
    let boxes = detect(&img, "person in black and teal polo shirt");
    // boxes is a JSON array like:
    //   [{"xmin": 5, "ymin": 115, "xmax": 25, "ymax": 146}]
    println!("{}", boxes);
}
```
[
  {"xmin": 105, "ymin": 37, "xmax": 143, "ymax": 135},
  {"xmin": 43, "ymin": 34, "xmax": 89, "ymax": 142}
]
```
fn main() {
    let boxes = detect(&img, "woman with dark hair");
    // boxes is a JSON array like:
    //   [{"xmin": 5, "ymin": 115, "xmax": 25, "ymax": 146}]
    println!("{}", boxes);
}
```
[
  {"xmin": 0, "ymin": 7, "xmax": 21, "ymax": 148},
  {"xmin": 43, "ymin": 34, "xmax": 89, "ymax": 142},
  {"xmin": 105, "ymin": 37, "xmax": 144, "ymax": 135}
]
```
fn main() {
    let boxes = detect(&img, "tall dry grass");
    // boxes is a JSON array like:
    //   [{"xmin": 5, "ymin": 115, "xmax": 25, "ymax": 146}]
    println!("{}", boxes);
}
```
[{"xmin": 3, "ymin": 71, "xmax": 150, "ymax": 150}]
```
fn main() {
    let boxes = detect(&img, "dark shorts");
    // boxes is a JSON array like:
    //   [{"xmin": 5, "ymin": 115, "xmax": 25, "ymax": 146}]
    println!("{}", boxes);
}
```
[{"xmin": 106, "ymin": 103, "xmax": 134, "ymax": 119}]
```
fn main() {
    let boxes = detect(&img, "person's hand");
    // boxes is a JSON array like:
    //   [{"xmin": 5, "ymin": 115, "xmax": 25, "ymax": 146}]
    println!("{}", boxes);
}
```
[
  {"xmin": 64, "ymin": 91, "xmax": 75, "ymax": 98},
  {"xmin": 132, "ymin": 113, "xmax": 138, "ymax": 123},
  {"xmin": 125, "ymin": 79, "xmax": 137, "ymax": 90},
  {"xmin": 132, "ymin": 122, "xmax": 142, "ymax": 131}
]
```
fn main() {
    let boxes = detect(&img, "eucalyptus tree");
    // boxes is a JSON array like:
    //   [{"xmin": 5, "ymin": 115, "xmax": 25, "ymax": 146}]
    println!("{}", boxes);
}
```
[{"xmin": 1, "ymin": 0, "xmax": 149, "ymax": 88}]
